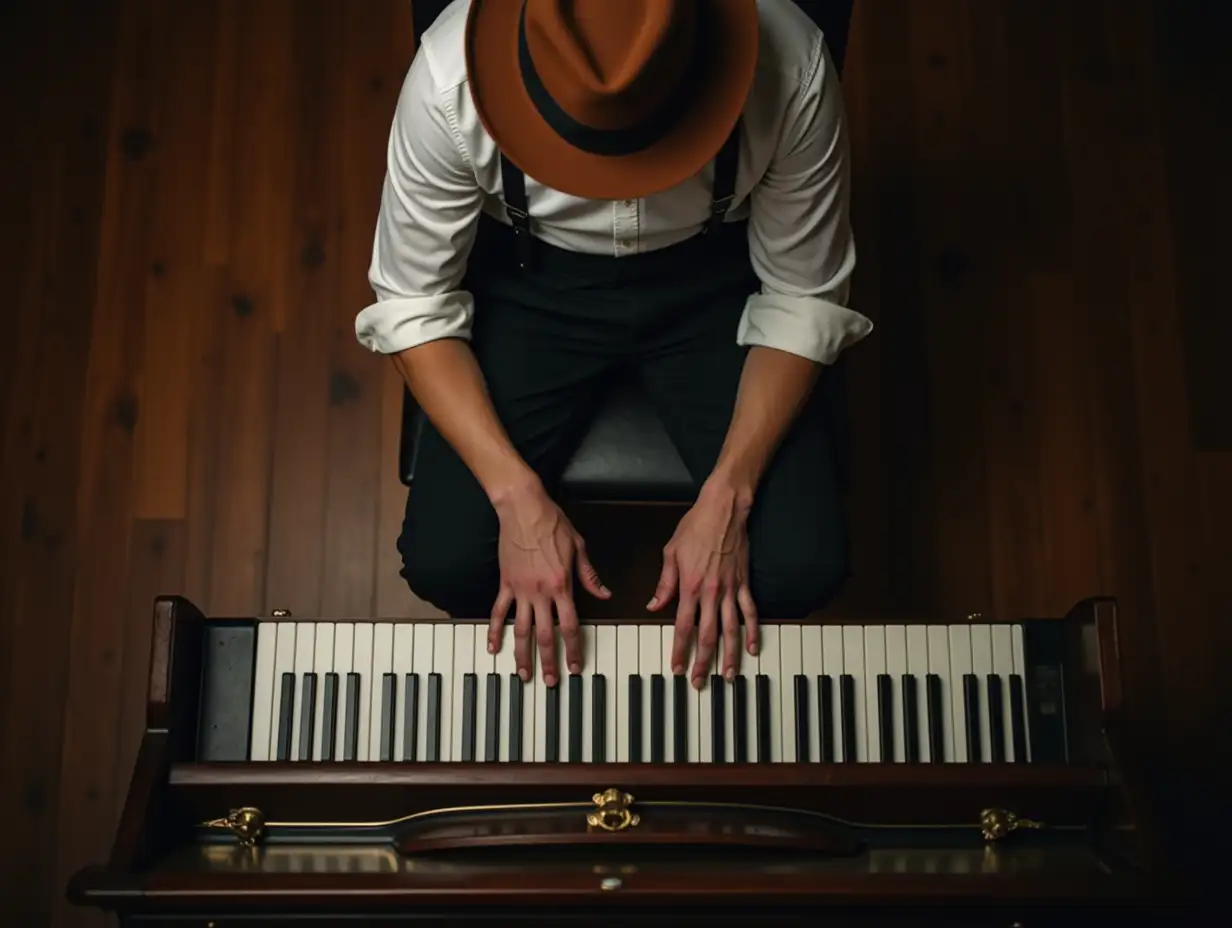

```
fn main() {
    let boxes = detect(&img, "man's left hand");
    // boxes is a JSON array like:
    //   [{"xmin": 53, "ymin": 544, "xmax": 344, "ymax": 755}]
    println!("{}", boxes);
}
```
[{"xmin": 646, "ymin": 482, "xmax": 759, "ymax": 688}]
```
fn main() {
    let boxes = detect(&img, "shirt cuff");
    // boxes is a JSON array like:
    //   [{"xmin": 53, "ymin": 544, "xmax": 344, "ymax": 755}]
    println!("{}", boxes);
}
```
[
  {"xmin": 354, "ymin": 291, "xmax": 475, "ymax": 354},
  {"xmin": 736, "ymin": 292, "xmax": 873, "ymax": 365}
]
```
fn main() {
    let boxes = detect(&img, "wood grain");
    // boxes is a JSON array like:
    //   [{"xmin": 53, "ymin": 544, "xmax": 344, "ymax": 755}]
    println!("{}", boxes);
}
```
[{"xmin": 0, "ymin": 0, "xmax": 1226, "ymax": 923}]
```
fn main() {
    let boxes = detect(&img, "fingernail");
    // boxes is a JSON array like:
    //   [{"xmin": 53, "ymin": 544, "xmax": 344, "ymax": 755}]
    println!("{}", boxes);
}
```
[
  {"xmin": 646, "ymin": 597, "xmax": 657, "ymax": 609},
  {"xmin": 519, "ymin": 669, "xmax": 529, "ymax": 682},
  {"xmin": 569, "ymin": 662, "xmax": 580, "ymax": 675},
  {"xmin": 545, "ymin": 675, "xmax": 556, "ymax": 687},
  {"xmin": 692, "ymin": 676, "xmax": 703, "ymax": 691},
  {"xmin": 725, "ymin": 668, "xmax": 735, "ymax": 681},
  {"xmin": 488, "ymin": 641, "xmax": 495, "ymax": 653},
  {"xmin": 600, "ymin": 585, "xmax": 610, "ymax": 595},
  {"xmin": 749, "ymin": 643, "xmax": 759, "ymax": 655}
]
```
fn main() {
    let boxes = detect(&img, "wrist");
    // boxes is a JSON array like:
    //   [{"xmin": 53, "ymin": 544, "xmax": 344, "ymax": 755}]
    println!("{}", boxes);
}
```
[
  {"xmin": 486, "ymin": 466, "xmax": 546, "ymax": 515},
  {"xmin": 700, "ymin": 471, "xmax": 756, "ymax": 516}
]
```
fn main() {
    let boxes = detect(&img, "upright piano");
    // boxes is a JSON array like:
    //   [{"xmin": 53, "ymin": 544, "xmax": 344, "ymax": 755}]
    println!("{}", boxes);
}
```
[{"xmin": 69, "ymin": 596, "xmax": 1176, "ymax": 924}]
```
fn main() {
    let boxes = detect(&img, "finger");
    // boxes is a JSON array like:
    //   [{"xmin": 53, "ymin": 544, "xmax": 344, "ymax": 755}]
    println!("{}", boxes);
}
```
[
  {"xmin": 534, "ymin": 598, "xmax": 558, "ymax": 687},
  {"xmin": 513, "ymin": 598, "xmax": 533, "ymax": 682},
  {"xmin": 646, "ymin": 551, "xmax": 678, "ymax": 611},
  {"xmin": 738, "ymin": 584, "xmax": 760, "ymax": 655},
  {"xmin": 488, "ymin": 585, "xmax": 513, "ymax": 654},
  {"xmin": 574, "ymin": 539, "xmax": 611, "ymax": 600},
  {"xmin": 670, "ymin": 606, "xmax": 694, "ymax": 676},
  {"xmin": 690, "ymin": 585, "xmax": 719, "ymax": 689},
  {"xmin": 720, "ymin": 593, "xmax": 740, "ymax": 681},
  {"xmin": 556, "ymin": 593, "xmax": 583, "ymax": 675}
]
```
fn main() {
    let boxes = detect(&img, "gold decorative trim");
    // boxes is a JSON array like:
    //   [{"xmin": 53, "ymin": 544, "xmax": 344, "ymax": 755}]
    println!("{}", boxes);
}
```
[
  {"xmin": 980, "ymin": 807, "xmax": 1045, "ymax": 842},
  {"xmin": 201, "ymin": 807, "xmax": 266, "ymax": 846},
  {"xmin": 586, "ymin": 788, "xmax": 640, "ymax": 832}
]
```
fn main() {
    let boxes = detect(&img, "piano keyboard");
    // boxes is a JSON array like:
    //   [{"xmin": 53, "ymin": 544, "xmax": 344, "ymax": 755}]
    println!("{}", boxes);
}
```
[{"xmin": 231, "ymin": 621, "xmax": 1068, "ymax": 765}]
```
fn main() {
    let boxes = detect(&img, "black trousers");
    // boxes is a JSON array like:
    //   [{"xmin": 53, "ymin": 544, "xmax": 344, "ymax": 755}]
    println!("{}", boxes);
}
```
[{"xmin": 399, "ymin": 216, "xmax": 849, "ymax": 619}]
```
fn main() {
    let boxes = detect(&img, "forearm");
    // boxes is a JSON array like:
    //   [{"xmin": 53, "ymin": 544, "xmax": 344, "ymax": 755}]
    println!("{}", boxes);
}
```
[
  {"xmin": 705, "ymin": 346, "xmax": 820, "ymax": 506},
  {"xmin": 393, "ymin": 339, "xmax": 540, "ymax": 505}
]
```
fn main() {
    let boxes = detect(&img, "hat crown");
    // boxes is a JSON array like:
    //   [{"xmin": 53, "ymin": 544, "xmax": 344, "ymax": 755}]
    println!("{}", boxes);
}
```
[{"xmin": 523, "ymin": 0, "xmax": 697, "ymax": 131}]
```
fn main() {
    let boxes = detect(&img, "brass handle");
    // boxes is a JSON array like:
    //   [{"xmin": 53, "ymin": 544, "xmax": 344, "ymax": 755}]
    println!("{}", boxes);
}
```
[{"xmin": 586, "ymin": 789, "xmax": 640, "ymax": 832}]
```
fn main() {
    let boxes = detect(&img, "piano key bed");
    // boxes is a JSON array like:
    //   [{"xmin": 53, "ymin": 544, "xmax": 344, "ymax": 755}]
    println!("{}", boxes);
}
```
[{"xmin": 223, "ymin": 619, "xmax": 1068, "ymax": 767}]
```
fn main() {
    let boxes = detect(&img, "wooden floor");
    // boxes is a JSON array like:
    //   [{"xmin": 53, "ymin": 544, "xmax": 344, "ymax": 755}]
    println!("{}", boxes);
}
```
[{"xmin": 1, "ymin": 0, "xmax": 1227, "ymax": 924}]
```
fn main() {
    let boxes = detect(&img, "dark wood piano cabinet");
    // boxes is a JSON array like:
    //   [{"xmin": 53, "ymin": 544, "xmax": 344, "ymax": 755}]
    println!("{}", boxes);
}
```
[{"xmin": 67, "ymin": 596, "xmax": 1181, "ymax": 924}]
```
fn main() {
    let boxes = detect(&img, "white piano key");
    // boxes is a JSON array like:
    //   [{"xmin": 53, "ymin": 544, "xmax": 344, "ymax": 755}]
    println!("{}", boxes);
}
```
[
  {"xmin": 687, "ymin": 637, "xmax": 700, "ymax": 763},
  {"xmin": 991, "ymin": 624, "xmax": 1015, "ymax": 761},
  {"xmin": 615, "ymin": 625, "xmax": 638, "ymax": 762},
  {"xmin": 533, "ymin": 625, "xmax": 549, "ymax": 762},
  {"xmin": 1010, "ymin": 623, "xmax": 1032, "ymax": 761},
  {"xmin": 822, "ymin": 626, "xmax": 844, "ymax": 760},
  {"xmin": 863, "ymin": 625, "xmax": 886, "ymax": 763},
  {"xmin": 885, "ymin": 625, "xmax": 908, "ymax": 763},
  {"xmin": 368, "ymin": 623, "xmax": 394, "ymax": 761},
  {"xmin": 271, "ymin": 623, "xmax": 297, "ymax": 759},
  {"xmin": 249, "ymin": 623, "xmax": 278, "ymax": 761},
  {"xmin": 451, "ymin": 624, "xmax": 475, "ymax": 762},
  {"xmin": 411, "ymin": 624, "xmax": 434, "ymax": 762},
  {"xmin": 905, "ymin": 625, "xmax": 930, "ymax": 762},
  {"xmin": 639, "ymin": 625, "xmax": 661, "ymax": 761},
  {"xmin": 352, "ymin": 624, "xmax": 374, "ymax": 761},
  {"xmin": 699, "ymin": 655, "xmax": 714, "ymax": 762},
  {"xmin": 947, "ymin": 625, "xmax": 973, "ymax": 763},
  {"xmin": 581, "ymin": 625, "xmax": 596, "ymax": 761},
  {"xmin": 391, "ymin": 625, "xmax": 414, "ymax": 762},
  {"xmin": 495, "ymin": 624, "xmax": 516, "ymax": 762},
  {"xmin": 970, "ymin": 624, "xmax": 993, "ymax": 763},
  {"xmin": 332, "ymin": 625, "xmax": 354, "ymax": 761},
  {"xmin": 801, "ymin": 625, "xmax": 823, "ymax": 763},
  {"xmin": 431, "ymin": 625, "xmax": 454, "ymax": 761},
  {"xmin": 777, "ymin": 624, "xmax": 801, "ymax": 763},
  {"xmin": 842, "ymin": 626, "xmax": 866, "ymax": 762},
  {"xmin": 473, "ymin": 625, "xmax": 494, "ymax": 761},
  {"xmin": 596, "ymin": 625, "xmax": 616, "ymax": 764},
  {"xmin": 659, "ymin": 627, "xmax": 674, "ymax": 762},
  {"xmin": 312, "ymin": 624, "xmax": 335, "ymax": 761}
]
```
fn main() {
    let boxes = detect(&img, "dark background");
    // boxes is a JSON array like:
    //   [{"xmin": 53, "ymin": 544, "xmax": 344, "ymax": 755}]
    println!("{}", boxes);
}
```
[{"xmin": 1, "ymin": 0, "xmax": 1227, "ymax": 924}]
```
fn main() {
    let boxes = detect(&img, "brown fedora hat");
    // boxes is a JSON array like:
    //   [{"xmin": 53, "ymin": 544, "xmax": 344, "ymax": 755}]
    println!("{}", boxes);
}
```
[{"xmin": 465, "ymin": 0, "xmax": 760, "ymax": 201}]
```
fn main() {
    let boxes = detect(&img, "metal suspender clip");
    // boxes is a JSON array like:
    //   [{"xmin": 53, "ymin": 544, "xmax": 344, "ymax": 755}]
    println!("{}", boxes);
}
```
[
  {"xmin": 506, "ymin": 203, "xmax": 533, "ymax": 269},
  {"xmin": 706, "ymin": 194, "xmax": 734, "ymax": 234}
]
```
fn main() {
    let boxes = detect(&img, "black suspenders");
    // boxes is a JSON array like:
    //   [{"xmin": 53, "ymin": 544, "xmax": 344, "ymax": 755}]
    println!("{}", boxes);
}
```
[{"xmin": 499, "ymin": 121, "xmax": 742, "ymax": 269}]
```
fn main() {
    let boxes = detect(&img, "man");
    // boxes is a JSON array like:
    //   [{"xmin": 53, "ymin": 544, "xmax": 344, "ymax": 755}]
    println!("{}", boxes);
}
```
[{"xmin": 356, "ymin": 0, "xmax": 872, "ymax": 691}]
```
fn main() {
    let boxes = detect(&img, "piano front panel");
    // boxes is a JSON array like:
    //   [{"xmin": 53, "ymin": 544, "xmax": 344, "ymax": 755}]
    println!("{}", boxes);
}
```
[{"xmin": 200, "ymin": 619, "xmax": 1069, "ymax": 766}]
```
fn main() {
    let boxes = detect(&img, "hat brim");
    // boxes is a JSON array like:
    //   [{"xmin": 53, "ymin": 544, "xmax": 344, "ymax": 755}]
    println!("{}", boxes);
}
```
[{"xmin": 465, "ymin": 0, "xmax": 760, "ymax": 201}]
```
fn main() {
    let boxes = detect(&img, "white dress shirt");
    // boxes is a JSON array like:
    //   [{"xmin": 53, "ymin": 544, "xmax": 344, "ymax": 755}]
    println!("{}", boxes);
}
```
[{"xmin": 356, "ymin": 0, "xmax": 873, "ymax": 365}]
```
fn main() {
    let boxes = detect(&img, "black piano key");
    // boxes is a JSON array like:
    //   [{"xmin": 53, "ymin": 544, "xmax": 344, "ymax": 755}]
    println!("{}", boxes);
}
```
[
  {"xmin": 508, "ymin": 673, "xmax": 524, "ymax": 761},
  {"xmin": 344, "ymin": 672, "xmax": 360, "ymax": 761},
  {"xmin": 1022, "ymin": 621, "xmax": 1069, "ymax": 762},
  {"xmin": 1009, "ymin": 673, "xmax": 1028, "ymax": 762},
  {"xmin": 732, "ymin": 676, "xmax": 748, "ymax": 762},
  {"xmin": 673, "ymin": 674, "xmax": 688, "ymax": 762},
  {"xmin": 298, "ymin": 673, "xmax": 318, "ymax": 762},
  {"xmin": 755, "ymin": 674, "xmax": 771, "ymax": 763},
  {"xmin": 710, "ymin": 675, "xmax": 725, "ymax": 762},
  {"xmin": 321, "ymin": 672, "xmax": 338, "ymax": 761},
  {"xmin": 461, "ymin": 673, "xmax": 477, "ymax": 762},
  {"xmin": 902, "ymin": 674, "xmax": 919, "ymax": 763},
  {"xmin": 818, "ymin": 675, "xmax": 835, "ymax": 762},
  {"xmin": 628, "ymin": 676, "xmax": 643, "ymax": 762},
  {"xmin": 568, "ymin": 674, "xmax": 583, "ymax": 762},
  {"xmin": 963, "ymin": 673, "xmax": 981, "ymax": 761},
  {"xmin": 794, "ymin": 674, "xmax": 810, "ymax": 761},
  {"xmin": 545, "ymin": 682, "xmax": 560, "ymax": 762},
  {"xmin": 926, "ymin": 673, "xmax": 944, "ymax": 762},
  {"xmin": 380, "ymin": 673, "xmax": 396, "ymax": 762},
  {"xmin": 276, "ymin": 672, "xmax": 295, "ymax": 761},
  {"xmin": 839, "ymin": 674, "xmax": 857, "ymax": 762},
  {"xmin": 425, "ymin": 672, "xmax": 442, "ymax": 762},
  {"xmin": 650, "ymin": 674, "xmax": 666, "ymax": 763},
  {"xmin": 987, "ymin": 675, "xmax": 1005, "ymax": 763},
  {"xmin": 592, "ymin": 675, "xmax": 606, "ymax": 762},
  {"xmin": 485, "ymin": 673, "xmax": 501, "ymax": 762},
  {"xmin": 402, "ymin": 673, "xmax": 419, "ymax": 761},
  {"xmin": 877, "ymin": 673, "xmax": 894, "ymax": 761}
]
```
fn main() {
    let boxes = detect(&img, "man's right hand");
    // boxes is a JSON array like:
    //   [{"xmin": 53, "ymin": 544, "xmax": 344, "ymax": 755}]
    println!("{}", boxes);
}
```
[{"xmin": 488, "ymin": 482, "xmax": 610, "ymax": 686}]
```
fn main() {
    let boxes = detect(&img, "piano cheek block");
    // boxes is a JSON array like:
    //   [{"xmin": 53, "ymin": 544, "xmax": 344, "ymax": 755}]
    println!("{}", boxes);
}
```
[{"xmin": 391, "ymin": 800, "xmax": 865, "ymax": 857}]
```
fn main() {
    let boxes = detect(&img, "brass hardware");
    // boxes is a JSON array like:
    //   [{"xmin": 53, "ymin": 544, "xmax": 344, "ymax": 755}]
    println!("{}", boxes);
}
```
[
  {"xmin": 966, "ymin": 612, "xmax": 983, "ymax": 622},
  {"xmin": 203, "ymin": 807, "xmax": 266, "ymax": 846},
  {"xmin": 272, "ymin": 609, "xmax": 291, "ymax": 616},
  {"xmin": 587, "ymin": 788, "xmax": 640, "ymax": 832},
  {"xmin": 600, "ymin": 876, "xmax": 623, "ymax": 891},
  {"xmin": 980, "ymin": 808, "xmax": 1044, "ymax": 842}
]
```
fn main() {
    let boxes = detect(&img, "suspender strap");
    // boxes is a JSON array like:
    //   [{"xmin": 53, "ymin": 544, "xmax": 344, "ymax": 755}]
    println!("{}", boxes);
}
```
[
  {"xmin": 706, "ymin": 120, "xmax": 741, "ymax": 234},
  {"xmin": 500, "ymin": 153, "xmax": 534, "ymax": 269}
]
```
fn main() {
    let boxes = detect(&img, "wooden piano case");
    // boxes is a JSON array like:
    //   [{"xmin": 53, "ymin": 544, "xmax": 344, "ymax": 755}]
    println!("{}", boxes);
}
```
[{"xmin": 68, "ymin": 596, "xmax": 1182, "ymax": 925}]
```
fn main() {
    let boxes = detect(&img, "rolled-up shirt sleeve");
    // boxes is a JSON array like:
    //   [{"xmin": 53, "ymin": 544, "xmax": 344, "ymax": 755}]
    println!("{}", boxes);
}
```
[
  {"xmin": 356, "ymin": 45, "xmax": 483, "ymax": 355},
  {"xmin": 739, "ymin": 38, "xmax": 871, "ymax": 365}
]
